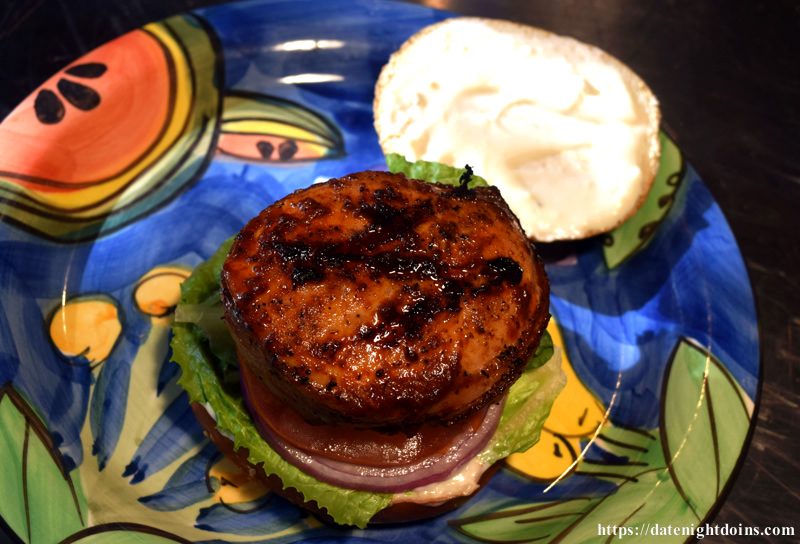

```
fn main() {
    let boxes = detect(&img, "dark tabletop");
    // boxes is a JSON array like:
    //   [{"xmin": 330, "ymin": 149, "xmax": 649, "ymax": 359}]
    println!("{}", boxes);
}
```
[{"xmin": 1, "ymin": 0, "xmax": 798, "ymax": 541}]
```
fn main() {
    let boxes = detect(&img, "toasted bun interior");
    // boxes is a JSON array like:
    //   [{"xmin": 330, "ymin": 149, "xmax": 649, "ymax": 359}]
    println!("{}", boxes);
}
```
[{"xmin": 374, "ymin": 17, "xmax": 661, "ymax": 241}]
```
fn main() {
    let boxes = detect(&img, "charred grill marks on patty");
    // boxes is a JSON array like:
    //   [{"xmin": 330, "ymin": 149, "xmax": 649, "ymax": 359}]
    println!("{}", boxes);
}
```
[{"xmin": 221, "ymin": 171, "xmax": 549, "ymax": 429}]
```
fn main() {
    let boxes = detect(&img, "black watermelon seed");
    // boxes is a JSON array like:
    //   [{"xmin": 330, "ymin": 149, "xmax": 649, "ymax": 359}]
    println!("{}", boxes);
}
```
[
  {"xmin": 34, "ymin": 89, "xmax": 65, "ymax": 124},
  {"xmin": 65, "ymin": 63, "xmax": 107, "ymax": 78},
  {"xmin": 256, "ymin": 140, "xmax": 274, "ymax": 159},
  {"xmin": 278, "ymin": 139, "xmax": 298, "ymax": 160},
  {"xmin": 57, "ymin": 79, "xmax": 100, "ymax": 111}
]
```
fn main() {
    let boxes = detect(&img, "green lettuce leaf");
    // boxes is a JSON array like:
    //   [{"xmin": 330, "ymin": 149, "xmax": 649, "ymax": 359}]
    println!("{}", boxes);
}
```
[
  {"xmin": 170, "ymin": 167, "xmax": 563, "ymax": 527},
  {"xmin": 525, "ymin": 327, "xmax": 554, "ymax": 371},
  {"xmin": 479, "ymin": 345, "xmax": 565, "ymax": 465},
  {"xmin": 174, "ymin": 295, "xmax": 236, "ymax": 373},
  {"xmin": 171, "ymin": 240, "xmax": 393, "ymax": 528},
  {"xmin": 172, "ymin": 238, "xmax": 238, "ymax": 374},
  {"xmin": 173, "ymin": 324, "xmax": 391, "ymax": 527},
  {"xmin": 386, "ymin": 153, "xmax": 489, "ymax": 188},
  {"xmin": 179, "ymin": 237, "xmax": 232, "ymax": 303}
]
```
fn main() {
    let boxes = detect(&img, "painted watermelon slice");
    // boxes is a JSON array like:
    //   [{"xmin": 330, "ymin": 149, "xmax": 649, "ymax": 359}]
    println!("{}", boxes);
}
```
[{"xmin": 0, "ymin": 14, "xmax": 221, "ymax": 242}]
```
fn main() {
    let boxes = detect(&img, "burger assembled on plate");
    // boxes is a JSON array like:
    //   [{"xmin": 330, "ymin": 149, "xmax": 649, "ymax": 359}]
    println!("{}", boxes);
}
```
[
  {"xmin": 171, "ymin": 158, "xmax": 565, "ymax": 527},
  {"xmin": 171, "ymin": 13, "xmax": 667, "ymax": 526}
]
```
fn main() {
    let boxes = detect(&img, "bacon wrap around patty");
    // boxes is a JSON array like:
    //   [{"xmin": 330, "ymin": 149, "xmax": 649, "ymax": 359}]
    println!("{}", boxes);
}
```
[{"xmin": 221, "ymin": 171, "xmax": 549, "ymax": 429}]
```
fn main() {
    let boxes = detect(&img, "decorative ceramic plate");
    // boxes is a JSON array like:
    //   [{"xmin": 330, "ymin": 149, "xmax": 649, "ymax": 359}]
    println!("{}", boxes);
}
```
[{"xmin": 0, "ymin": 0, "xmax": 759, "ymax": 542}]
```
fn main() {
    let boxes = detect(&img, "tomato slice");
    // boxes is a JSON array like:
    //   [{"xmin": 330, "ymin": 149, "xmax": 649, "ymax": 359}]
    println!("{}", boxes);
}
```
[{"xmin": 240, "ymin": 360, "xmax": 488, "ymax": 468}]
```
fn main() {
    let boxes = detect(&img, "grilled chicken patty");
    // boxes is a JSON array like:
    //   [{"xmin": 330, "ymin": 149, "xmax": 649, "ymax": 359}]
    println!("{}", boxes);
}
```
[{"xmin": 221, "ymin": 171, "xmax": 549, "ymax": 429}]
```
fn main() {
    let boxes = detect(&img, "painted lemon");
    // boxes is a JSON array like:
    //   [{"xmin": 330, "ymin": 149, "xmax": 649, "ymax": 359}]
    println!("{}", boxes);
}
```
[
  {"xmin": 48, "ymin": 295, "xmax": 122, "ymax": 367},
  {"xmin": 133, "ymin": 266, "xmax": 191, "ymax": 319},
  {"xmin": 207, "ymin": 455, "xmax": 271, "ymax": 510},
  {"xmin": 506, "ymin": 318, "xmax": 606, "ymax": 481}
]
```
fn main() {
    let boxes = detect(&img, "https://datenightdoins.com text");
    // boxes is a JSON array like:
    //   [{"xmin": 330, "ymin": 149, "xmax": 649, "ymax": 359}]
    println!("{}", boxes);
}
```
[{"xmin": 597, "ymin": 522, "xmax": 796, "ymax": 540}]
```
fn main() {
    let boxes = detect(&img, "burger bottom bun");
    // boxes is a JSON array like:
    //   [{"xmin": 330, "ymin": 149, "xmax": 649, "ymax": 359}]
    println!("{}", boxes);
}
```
[{"xmin": 191, "ymin": 403, "xmax": 500, "ymax": 526}]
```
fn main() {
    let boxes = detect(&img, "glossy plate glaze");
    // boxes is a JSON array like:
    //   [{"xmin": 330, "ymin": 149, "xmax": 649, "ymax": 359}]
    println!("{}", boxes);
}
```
[{"xmin": 0, "ymin": 1, "xmax": 759, "ymax": 542}]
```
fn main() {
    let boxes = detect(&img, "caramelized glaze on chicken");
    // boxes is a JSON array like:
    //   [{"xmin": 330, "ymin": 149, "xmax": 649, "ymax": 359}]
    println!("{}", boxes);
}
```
[{"xmin": 221, "ymin": 171, "xmax": 549, "ymax": 429}]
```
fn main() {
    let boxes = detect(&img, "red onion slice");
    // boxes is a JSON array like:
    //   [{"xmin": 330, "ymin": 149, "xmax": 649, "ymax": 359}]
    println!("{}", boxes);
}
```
[
  {"xmin": 238, "ymin": 357, "xmax": 488, "ymax": 468},
  {"xmin": 250, "ymin": 398, "xmax": 502, "ymax": 493},
  {"xmin": 239, "ymin": 364, "xmax": 503, "ymax": 492}
]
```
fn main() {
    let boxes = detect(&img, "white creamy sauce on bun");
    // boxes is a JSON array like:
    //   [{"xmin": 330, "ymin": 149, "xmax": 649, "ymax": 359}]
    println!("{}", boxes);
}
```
[{"xmin": 375, "ymin": 17, "xmax": 661, "ymax": 241}]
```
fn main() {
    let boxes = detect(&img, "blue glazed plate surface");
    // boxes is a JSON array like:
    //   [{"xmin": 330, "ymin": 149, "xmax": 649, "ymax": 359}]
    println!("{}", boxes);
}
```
[{"xmin": 0, "ymin": 1, "xmax": 758, "ymax": 542}]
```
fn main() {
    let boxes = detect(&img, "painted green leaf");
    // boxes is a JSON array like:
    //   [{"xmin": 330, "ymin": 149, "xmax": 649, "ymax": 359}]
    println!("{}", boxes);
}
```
[
  {"xmin": 60, "ymin": 523, "xmax": 188, "ymax": 544},
  {"xmin": 452, "ymin": 470, "xmax": 700, "ymax": 543},
  {"xmin": 451, "ymin": 424, "xmax": 670, "ymax": 542},
  {"xmin": 573, "ymin": 425, "xmax": 663, "ymax": 483},
  {"xmin": 553, "ymin": 469, "xmax": 698, "ymax": 543},
  {"xmin": 451, "ymin": 496, "xmax": 602, "ymax": 542},
  {"xmin": 449, "ymin": 338, "xmax": 754, "ymax": 543},
  {"xmin": 0, "ymin": 385, "xmax": 87, "ymax": 544},
  {"xmin": 661, "ymin": 337, "xmax": 753, "ymax": 519},
  {"xmin": 603, "ymin": 131, "xmax": 685, "ymax": 269}
]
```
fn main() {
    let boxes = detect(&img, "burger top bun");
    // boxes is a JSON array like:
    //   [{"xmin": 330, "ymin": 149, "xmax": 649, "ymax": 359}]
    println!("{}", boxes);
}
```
[{"xmin": 374, "ymin": 17, "xmax": 661, "ymax": 242}]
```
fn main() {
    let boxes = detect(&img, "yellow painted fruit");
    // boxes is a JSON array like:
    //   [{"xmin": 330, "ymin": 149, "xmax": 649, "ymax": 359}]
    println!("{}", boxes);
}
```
[
  {"xmin": 208, "ymin": 456, "xmax": 271, "ymax": 508},
  {"xmin": 506, "ymin": 318, "xmax": 606, "ymax": 481},
  {"xmin": 134, "ymin": 266, "xmax": 191, "ymax": 318},
  {"xmin": 49, "ymin": 296, "xmax": 122, "ymax": 365}
]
